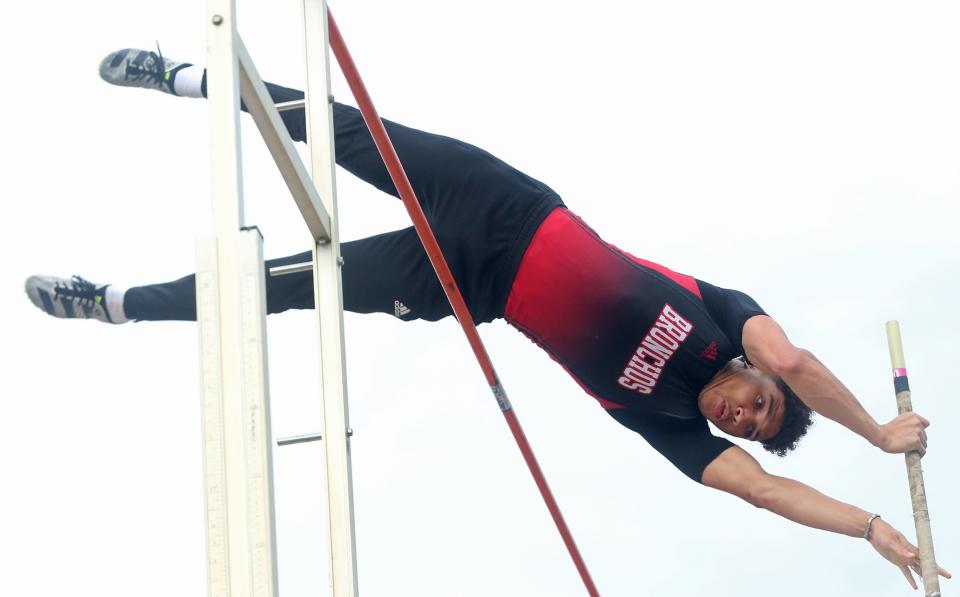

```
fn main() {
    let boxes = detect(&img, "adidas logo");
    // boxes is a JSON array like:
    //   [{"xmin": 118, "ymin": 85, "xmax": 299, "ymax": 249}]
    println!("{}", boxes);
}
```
[
  {"xmin": 700, "ymin": 340, "xmax": 718, "ymax": 361},
  {"xmin": 393, "ymin": 300, "xmax": 411, "ymax": 318}
]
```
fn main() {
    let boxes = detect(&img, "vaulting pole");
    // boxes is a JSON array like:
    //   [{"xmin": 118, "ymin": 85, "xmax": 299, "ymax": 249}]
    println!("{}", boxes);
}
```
[
  {"xmin": 885, "ymin": 321, "xmax": 940, "ymax": 597},
  {"xmin": 325, "ymin": 9, "xmax": 599, "ymax": 596}
]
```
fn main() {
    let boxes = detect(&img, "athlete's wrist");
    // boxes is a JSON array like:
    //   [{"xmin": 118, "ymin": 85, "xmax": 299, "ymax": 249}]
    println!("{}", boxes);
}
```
[{"xmin": 866, "ymin": 421, "xmax": 886, "ymax": 449}]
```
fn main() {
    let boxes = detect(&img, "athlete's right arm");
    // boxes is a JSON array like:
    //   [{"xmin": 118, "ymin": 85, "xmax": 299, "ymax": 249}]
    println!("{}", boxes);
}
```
[
  {"xmin": 701, "ymin": 445, "xmax": 951, "ymax": 589},
  {"xmin": 741, "ymin": 315, "xmax": 929, "ymax": 455}
]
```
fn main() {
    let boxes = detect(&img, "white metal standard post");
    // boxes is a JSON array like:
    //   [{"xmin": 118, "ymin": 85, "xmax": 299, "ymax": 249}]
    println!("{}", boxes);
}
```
[
  {"xmin": 200, "ymin": 1, "xmax": 280, "ymax": 596},
  {"xmin": 198, "ymin": 0, "xmax": 356, "ymax": 594},
  {"xmin": 302, "ymin": 1, "xmax": 360, "ymax": 595}
]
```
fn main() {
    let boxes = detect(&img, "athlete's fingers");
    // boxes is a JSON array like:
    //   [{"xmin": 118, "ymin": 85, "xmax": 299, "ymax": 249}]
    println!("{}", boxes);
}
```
[
  {"xmin": 912, "ymin": 440, "xmax": 927, "ymax": 457},
  {"xmin": 919, "ymin": 415, "xmax": 930, "ymax": 428},
  {"xmin": 900, "ymin": 564, "xmax": 918, "ymax": 590},
  {"xmin": 911, "ymin": 562, "xmax": 952, "ymax": 580},
  {"xmin": 920, "ymin": 430, "xmax": 927, "ymax": 449}
]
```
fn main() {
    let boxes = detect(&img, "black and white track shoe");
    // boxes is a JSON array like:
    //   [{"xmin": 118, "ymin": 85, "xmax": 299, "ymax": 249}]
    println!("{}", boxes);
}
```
[
  {"xmin": 25, "ymin": 275, "xmax": 124, "ymax": 324},
  {"xmin": 98, "ymin": 46, "xmax": 190, "ymax": 95}
]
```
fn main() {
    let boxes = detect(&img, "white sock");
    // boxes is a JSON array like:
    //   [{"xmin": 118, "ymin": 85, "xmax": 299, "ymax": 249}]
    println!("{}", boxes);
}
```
[
  {"xmin": 104, "ymin": 285, "xmax": 130, "ymax": 324},
  {"xmin": 173, "ymin": 65, "xmax": 205, "ymax": 98}
]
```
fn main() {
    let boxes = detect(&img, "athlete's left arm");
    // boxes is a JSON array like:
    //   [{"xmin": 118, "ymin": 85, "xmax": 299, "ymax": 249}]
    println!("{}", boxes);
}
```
[
  {"xmin": 741, "ymin": 315, "xmax": 928, "ymax": 455},
  {"xmin": 702, "ymin": 445, "xmax": 951, "ymax": 588}
]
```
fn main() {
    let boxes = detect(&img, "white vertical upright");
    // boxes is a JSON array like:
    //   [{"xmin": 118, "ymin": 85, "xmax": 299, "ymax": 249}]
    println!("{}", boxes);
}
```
[
  {"xmin": 302, "ymin": 1, "xmax": 360, "ymax": 595},
  {"xmin": 199, "ymin": 1, "xmax": 280, "ymax": 596},
  {"xmin": 198, "ymin": 0, "xmax": 355, "ymax": 594}
]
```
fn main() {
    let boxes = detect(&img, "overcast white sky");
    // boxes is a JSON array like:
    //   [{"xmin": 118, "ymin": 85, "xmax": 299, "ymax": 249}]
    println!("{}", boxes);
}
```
[{"xmin": 1, "ymin": 1, "xmax": 957, "ymax": 596}]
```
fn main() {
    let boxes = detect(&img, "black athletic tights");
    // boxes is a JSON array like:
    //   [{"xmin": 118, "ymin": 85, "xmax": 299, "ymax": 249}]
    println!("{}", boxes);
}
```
[{"xmin": 124, "ymin": 82, "xmax": 562, "ymax": 324}]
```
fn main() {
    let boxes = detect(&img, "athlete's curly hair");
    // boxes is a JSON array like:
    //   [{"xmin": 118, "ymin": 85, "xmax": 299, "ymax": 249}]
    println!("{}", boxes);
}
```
[{"xmin": 762, "ymin": 378, "xmax": 815, "ymax": 456}]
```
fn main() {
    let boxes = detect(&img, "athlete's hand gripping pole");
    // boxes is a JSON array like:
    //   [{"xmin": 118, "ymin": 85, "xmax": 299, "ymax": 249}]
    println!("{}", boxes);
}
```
[
  {"xmin": 885, "ymin": 321, "xmax": 941, "ymax": 597},
  {"xmin": 325, "ymin": 9, "xmax": 600, "ymax": 596}
]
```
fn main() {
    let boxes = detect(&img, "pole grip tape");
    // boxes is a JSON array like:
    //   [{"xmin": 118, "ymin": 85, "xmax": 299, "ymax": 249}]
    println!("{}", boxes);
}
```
[{"xmin": 893, "ymin": 368, "xmax": 910, "ymax": 393}]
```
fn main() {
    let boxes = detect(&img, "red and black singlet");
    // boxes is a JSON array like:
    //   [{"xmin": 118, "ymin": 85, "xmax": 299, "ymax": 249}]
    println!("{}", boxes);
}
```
[{"xmin": 505, "ymin": 208, "xmax": 767, "ymax": 482}]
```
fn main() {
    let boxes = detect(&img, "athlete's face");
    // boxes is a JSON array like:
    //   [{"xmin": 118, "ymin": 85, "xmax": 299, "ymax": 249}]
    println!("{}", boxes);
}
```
[{"xmin": 698, "ymin": 360, "xmax": 786, "ymax": 442}]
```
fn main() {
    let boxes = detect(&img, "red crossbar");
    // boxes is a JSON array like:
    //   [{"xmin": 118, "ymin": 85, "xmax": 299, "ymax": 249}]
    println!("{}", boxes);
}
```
[{"xmin": 326, "ymin": 9, "xmax": 599, "ymax": 596}]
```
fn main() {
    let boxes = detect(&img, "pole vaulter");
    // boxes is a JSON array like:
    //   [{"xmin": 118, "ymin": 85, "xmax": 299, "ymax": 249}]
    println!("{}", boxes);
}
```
[
  {"xmin": 25, "ymin": 5, "xmax": 952, "ymax": 595},
  {"xmin": 326, "ymin": 10, "xmax": 600, "ymax": 597}
]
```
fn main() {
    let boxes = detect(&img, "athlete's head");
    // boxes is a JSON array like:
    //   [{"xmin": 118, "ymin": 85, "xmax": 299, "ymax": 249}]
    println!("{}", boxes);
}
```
[
  {"xmin": 761, "ymin": 377, "xmax": 815, "ymax": 455},
  {"xmin": 697, "ymin": 357, "xmax": 814, "ymax": 454}
]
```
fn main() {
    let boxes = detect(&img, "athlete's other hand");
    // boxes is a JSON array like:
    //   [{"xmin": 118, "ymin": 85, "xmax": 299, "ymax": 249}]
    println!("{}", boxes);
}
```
[
  {"xmin": 868, "ymin": 518, "xmax": 952, "ymax": 589},
  {"xmin": 875, "ymin": 412, "xmax": 929, "ymax": 456}
]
